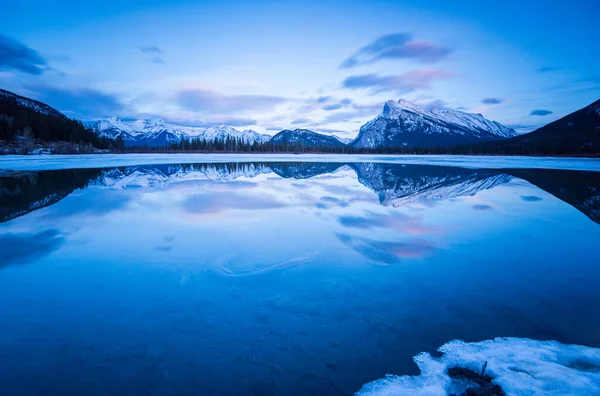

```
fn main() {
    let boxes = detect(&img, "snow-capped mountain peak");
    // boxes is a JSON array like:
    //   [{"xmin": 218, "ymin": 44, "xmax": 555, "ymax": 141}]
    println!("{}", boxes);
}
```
[
  {"xmin": 351, "ymin": 99, "xmax": 517, "ymax": 148},
  {"xmin": 90, "ymin": 119, "xmax": 271, "ymax": 147}
]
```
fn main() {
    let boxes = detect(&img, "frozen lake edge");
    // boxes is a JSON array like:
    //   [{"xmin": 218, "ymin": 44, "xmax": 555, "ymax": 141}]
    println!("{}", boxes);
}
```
[{"xmin": 1, "ymin": 153, "xmax": 600, "ymax": 172}]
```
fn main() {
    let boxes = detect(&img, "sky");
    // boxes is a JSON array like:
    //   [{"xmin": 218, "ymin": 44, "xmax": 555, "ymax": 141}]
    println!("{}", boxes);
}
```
[{"xmin": 1, "ymin": 0, "xmax": 599, "ymax": 137}]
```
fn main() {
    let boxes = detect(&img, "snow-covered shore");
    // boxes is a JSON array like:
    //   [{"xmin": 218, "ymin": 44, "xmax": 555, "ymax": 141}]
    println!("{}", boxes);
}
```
[
  {"xmin": 357, "ymin": 337, "xmax": 600, "ymax": 395},
  {"xmin": 1, "ymin": 153, "xmax": 600, "ymax": 172}
]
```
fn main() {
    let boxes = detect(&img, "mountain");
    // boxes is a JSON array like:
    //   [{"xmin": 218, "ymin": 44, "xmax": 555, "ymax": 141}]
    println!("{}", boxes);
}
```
[
  {"xmin": 350, "ymin": 99, "xmax": 517, "ymax": 148},
  {"xmin": 90, "ymin": 118, "xmax": 271, "ymax": 147},
  {"xmin": 487, "ymin": 99, "xmax": 600, "ymax": 151},
  {"xmin": 270, "ymin": 129, "xmax": 347, "ymax": 148},
  {"xmin": 0, "ymin": 89, "xmax": 64, "ymax": 118},
  {"xmin": 0, "ymin": 88, "xmax": 109, "ymax": 150},
  {"xmin": 334, "ymin": 136, "xmax": 353, "ymax": 144}
]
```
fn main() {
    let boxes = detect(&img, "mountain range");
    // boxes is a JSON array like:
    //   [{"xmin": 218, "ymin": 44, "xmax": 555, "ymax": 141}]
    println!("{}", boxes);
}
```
[
  {"xmin": 1, "ymin": 87, "xmax": 598, "ymax": 152},
  {"xmin": 90, "ymin": 118, "xmax": 271, "ymax": 147}
]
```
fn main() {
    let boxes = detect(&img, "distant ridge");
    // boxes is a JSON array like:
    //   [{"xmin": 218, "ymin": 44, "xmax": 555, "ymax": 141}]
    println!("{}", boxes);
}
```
[{"xmin": 482, "ymin": 98, "xmax": 600, "ymax": 151}]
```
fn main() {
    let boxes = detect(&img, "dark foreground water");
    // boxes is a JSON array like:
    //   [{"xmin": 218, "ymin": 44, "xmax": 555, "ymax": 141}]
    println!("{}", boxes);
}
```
[{"xmin": 1, "ymin": 160, "xmax": 600, "ymax": 395}]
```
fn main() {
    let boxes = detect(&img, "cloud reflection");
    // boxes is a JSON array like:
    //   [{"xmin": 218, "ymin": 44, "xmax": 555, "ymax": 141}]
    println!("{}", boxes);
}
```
[
  {"xmin": 338, "ymin": 211, "xmax": 436, "ymax": 235},
  {"xmin": 182, "ymin": 192, "xmax": 285, "ymax": 214},
  {"xmin": 0, "ymin": 229, "xmax": 65, "ymax": 269},
  {"xmin": 336, "ymin": 233, "xmax": 435, "ymax": 263}
]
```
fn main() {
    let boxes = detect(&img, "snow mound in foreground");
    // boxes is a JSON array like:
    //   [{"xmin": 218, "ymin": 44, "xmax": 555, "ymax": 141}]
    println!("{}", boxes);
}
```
[{"xmin": 357, "ymin": 337, "xmax": 600, "ymax": 396}]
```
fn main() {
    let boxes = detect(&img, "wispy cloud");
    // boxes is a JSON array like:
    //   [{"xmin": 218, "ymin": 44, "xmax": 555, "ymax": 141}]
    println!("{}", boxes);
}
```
[
  {"xmin": 291, "ymin": 118, "xmax": 311, "ymax": 125},
  {"xmin": 140, "ymin": 45, "xmax": 163, "ymax": 54},
  {"xmin": 481, "ymin": 97, "xmax": 503, "ymax": 105},
  {"xmin": 505, "ymin": 123, "xmax": 544, "ymax": 133},
  {"xmin": 529, "ymin": 109, "xmax": 553, "ymax": 116},
  {"xmin": 26, "ymin": 85, "xmax": 130, "ymax": 118},
  {"xmin": 0, "ymin": 34, "xmax": 47, "ymax": 75},
  {"xmin": 151, "ymin": 56, "xmax": 166, "ymax": 65},
  {"xmin": 340, "ymin": 32, "xmax": 451, "ymax": 68},
  {"xmin": 538, "ymin": 66, "xmax": 558, "ymax": 73},
  {"xmin": 342, "ymin": 70, "xmax": 452, "ymax": 94},
  {"xmin": 140, "ymin": 46, "xmax": 165, "ymax": 64},
  {"xmin": 422, "ymin": 99, "xmax": 448, "ymax": 110},
  {"xmin": 163, "ymin": 115, "xmax": 257, "ymax": 127},
  {"xmin": 322, "ymin": 98, "xmax": 353, "ymax": 111},
  {"xmin": 176, "ymin": 89, "xmax": 287, "ymax": 114}
]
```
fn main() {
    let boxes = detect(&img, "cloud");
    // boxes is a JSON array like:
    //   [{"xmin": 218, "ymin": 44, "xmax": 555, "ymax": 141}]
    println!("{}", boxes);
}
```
[
  {"xmin": 176, "ymin": 89, "xmax": 287, "ymax": 114},
  {"xmin": 291, "ymin": 118, "xmax": 311, "ymax": 125},
  {"xmin": 505, "ymin": 123, "xmax": 544, "ymax": 133},
  {"xmin": 342, "ymin": 70, "xmax": 451, "ymax": 94},
  {"xmin": 151, "ymin": 56, "xmax": 166, "ymax": 65},
  {"xmin": 529, "ymin": 109, "xmax": 553, "ymax": 116},
  {"xmin": 0, "ymin": 34, "xmax": 47, "ymax": 75},
  {"xmin": 313, "ymin": 127, "xmax": 348, "ymax": 134},
  {"xmin": 340, "ymin": 32, "xmax": 450, "ymax": 68},
  {"xmin": 538, "ymin": 66, "xmax": 558, "ymax": 73},
  {"xmin": 472, "ymin": 204, "xmax": 493, "ymax": 211},
  {"xmin": 481, "ymin": 97, "xmax": 503, "ymax": 105},
  {"xmin": 27, "ymin": 85, "xmax": 129, "ymax": 118},
  {"xmin": 321, "ymin": 98, "xmax": 353, "ymax": 111},
  {"xmin": 140, "ymin": 45, "xmax": 163, "ymax": 54},
  {"xmin": 422, "ymin": 99, "xmax": 448, "ymax": 110},
  {"xmin": 163, "ymin": 115, "xmax": 257, "ymax": 127}
]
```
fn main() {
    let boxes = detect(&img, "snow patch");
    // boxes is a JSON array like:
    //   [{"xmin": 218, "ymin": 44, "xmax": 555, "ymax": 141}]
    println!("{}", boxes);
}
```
[{"xmin": 357, "ymin": 337, "xmax": 600, "ymax": 396}]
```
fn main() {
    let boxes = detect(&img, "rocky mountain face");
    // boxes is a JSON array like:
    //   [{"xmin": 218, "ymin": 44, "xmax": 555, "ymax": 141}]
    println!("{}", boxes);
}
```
[
  {"xmin": 350, "ymin": 99, "xmax": 517, "ymax": 148},
  {"xmin": 269, "ymin": 129, "xmax": 348, "ymax": 148}
]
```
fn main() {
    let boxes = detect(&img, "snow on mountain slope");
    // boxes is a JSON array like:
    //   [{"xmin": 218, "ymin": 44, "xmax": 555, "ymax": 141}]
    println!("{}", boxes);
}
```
[
  {"xmin": 90, "ymin": 118, "xmax": 271, "ymax": 147},
  {"xmin": 351, "ymin": 99, "xmax": 517, "ymax": 148},
  {"xmin": 334, "ymin": 135, "xmax": 353, "ymax": 144}
]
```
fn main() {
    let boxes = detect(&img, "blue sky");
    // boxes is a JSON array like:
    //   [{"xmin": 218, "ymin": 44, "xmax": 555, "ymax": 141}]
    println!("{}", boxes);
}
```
[{"xmin": 1, "ymin": 0, "xmax": 598, "ymax": 136}]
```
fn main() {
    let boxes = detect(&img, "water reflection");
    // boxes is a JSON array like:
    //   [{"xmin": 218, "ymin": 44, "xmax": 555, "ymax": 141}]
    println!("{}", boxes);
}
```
[
  {"xmin": 0, "ymin": 229, "xmax": 64, "ymax": 269},
  {"xmin": 2, "ymin": 162, "xmax": 600, "ymax": 224},
  {"xmin": 1, "ymin": 161, "xmax": 600, "ymax": 395}
]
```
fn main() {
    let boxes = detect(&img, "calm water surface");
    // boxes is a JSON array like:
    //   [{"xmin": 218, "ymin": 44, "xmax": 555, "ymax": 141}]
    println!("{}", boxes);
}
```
[{"xmin": 1, "ymin": 160, "xmax": 600, "ymax": 395}]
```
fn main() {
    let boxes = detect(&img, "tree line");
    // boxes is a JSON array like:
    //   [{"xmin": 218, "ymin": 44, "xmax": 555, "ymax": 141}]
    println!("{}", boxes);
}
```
[
  {"xmin": 161, "ymin": 136, "xmax": 599, "ymax": 156},
  {"xmin": 0, "ymin": 94, "xmax": 124, "ymax": 151}
]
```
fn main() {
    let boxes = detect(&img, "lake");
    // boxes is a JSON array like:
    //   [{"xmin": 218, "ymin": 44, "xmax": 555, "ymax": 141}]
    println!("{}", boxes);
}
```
[{"xmin": 1, "ymin": 155, "xmax": 600, "ymax": 395}]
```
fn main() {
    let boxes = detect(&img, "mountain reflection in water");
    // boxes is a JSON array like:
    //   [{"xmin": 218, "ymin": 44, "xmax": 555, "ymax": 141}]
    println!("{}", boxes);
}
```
[{"xmin": 2, "ymin": 162, "xmax": 599, "ymax": 224}]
